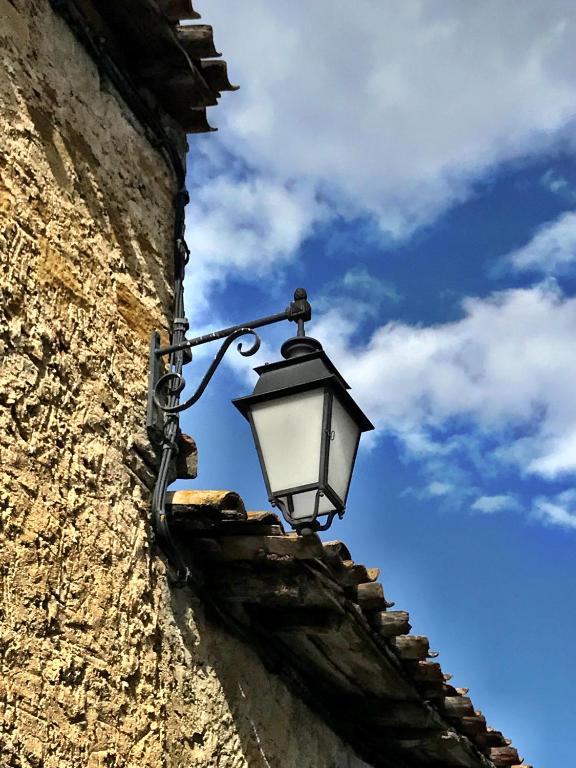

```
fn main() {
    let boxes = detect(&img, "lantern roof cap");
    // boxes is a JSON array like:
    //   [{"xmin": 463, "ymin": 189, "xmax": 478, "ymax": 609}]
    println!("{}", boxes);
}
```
[
  {"xmin": 280, "ymin": 335, "xmax": 323, "ymax": 359},
  {"xmin": 233, "ymin": 345, "xmax": 374, "ymax": 433},
  {"xmin": 255, "ymin": 334, "xmax": 349, "ymax": 388}
]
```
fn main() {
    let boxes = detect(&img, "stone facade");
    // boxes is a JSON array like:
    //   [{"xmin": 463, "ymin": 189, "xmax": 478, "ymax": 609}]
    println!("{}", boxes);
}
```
[{"xmin": 0, "ymin": 1, "xmax": 369, "ymax": 766}]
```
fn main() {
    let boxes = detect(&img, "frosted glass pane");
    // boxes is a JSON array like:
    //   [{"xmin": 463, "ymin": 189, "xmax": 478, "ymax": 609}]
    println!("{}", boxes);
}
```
[
  {"xmin": 277, "ymin": 491, "xmax": 335, "ymax": 522},
  {"xmin": 251, "ymin": 390, "xmax": 324, "ymax": 494},
  {"xmin": 328, "ymin": 396, "xmax": 360, "ymax": 502}
]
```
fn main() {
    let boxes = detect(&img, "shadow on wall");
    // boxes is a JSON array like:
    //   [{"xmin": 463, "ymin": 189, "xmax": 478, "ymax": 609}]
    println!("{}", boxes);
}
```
[
  {"xmin": 167, "ymin": 586, "xmax": 371, "ymax": 768},
  {"xmin": 24, "ymin": 97, "xmax": 173, "ymax": 313}
]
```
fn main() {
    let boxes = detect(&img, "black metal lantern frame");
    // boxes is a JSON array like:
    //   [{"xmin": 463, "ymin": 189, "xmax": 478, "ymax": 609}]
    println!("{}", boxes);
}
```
[{"xmin": 232, "ymin": 342, "xmax": 374, "ymax": 534}]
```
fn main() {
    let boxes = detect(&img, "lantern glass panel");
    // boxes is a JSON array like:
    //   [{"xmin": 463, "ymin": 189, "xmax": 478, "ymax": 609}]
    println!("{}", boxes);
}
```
[
  {"xmin": 327, "ymin": 395, "xmax": 361, "ymax": 503},
  {"xmin": 277, "ymin": 490, "xmax": 335, "ymax": 523},
  {"xmin": 250, "ymin": 389, "xmax": 324, "ymax": 494}
]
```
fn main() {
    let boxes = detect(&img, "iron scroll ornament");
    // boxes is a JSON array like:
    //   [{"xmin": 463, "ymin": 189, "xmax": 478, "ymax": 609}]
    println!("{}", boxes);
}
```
[
  {"xmin": 147, "ymin": 290, "xmax": 311, "ymax": 436},
  {"xmin": 152, "ymin": 328, "xmax": 261, "ymax": 416}
]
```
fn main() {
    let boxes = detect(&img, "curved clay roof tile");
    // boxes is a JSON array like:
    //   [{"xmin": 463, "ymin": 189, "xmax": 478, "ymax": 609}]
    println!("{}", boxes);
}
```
[
  {"xmin": 158, "ymin": 0, "xmax": 201, "ymax": 22},
  {"xmin": 177, "ymin": 24, "xmax": 222, "ymax": 59}
]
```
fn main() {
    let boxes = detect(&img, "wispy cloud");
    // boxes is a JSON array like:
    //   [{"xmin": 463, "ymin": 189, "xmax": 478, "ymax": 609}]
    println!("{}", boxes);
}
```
[
  {"xmin": 426, "ymin": 481, "xmax": 454, "ymax": 497},
  {"xmin": 507, "ymin": 212, "xmax": 576, "ymax": 274},
  {"xmin": 315, "ymin": 267, "xmax": 402, "ymax": 326},
  {"xmin": 533, "ymin": 491, "xmax": 576, "ymax": 529},
  {"xmin": 540, "ymin": 169, "xmax": 576, "ymax": 200},
  {"xmin": 185, "ymin": 161, "xmax": 327, "ymax": 320},
  {"xmin": 471, "ymin": 495, "xmax": 521, "ymax": 514},
  {"xmin": 341, "ymin": 267, "xmax": 402, "ymax": 305}
]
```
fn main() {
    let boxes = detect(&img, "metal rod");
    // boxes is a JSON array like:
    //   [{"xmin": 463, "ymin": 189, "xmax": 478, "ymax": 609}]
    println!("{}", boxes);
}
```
[
  {"xmin": 151, "ymin": 190, "xmax": 192, "ymax": 584},
  {"xmin": 156, "ymin": 308, "xmax": 297, "ymax": 356}
]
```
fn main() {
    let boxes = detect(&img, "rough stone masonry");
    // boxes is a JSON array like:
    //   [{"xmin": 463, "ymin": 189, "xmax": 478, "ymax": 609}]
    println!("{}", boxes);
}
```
[{"xmin": 0, "ymin": 1, "xmax": 370, "ymax": 766}]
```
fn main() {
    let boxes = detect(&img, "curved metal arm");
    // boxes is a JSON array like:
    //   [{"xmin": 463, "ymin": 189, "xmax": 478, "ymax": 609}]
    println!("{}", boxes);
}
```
[
  {"xmin": 153, "ymin": 328, "xmax": 261, "ymax": 415},
  {"xmin": 147, "ymin": 289, "xmax": 311, "ymax": 442}
]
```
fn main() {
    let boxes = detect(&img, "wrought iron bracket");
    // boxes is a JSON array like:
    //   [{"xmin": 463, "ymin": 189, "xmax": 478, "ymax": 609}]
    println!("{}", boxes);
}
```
[{"xmin": 147, "ymin": 288, "xmax": 311, "ymax": 445}]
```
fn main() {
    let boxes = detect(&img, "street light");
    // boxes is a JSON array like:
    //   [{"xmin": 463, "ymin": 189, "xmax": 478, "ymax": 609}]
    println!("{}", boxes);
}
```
[
  {"xmin": 233, "ymin": 331, "xmax": 373, "ymax": 535},
  {"xmin": 148, "ymin": 288, "xmax": 373, "ymax": 577}
]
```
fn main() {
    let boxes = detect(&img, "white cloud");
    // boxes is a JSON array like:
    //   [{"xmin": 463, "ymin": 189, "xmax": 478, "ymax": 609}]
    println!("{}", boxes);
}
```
[
  {"xmin": 508, "ymin": 212, "xmax": 576, "ymax": 273},
  {"xmin": 185, "ymin": 170, "xmax": 326, "ymax": 317},
  {"xmin": 311, "ymin": 281, "xmax": 576, "ymax": 480},
  {"xmin": 426, "ymin": 481, "xmax": 454, "ymax": 497},
  {"xmin": 541, "ymin": 169, "xmax": 574, "ymax": 198},
  {"xmin": 314, "ymin": 267, "xmax": 402, "ymax": 327},
  {"xmin": 197, "ymin": 0, "xmax": 576, "ymax": 236},
  {"xmin": 533, "ymin": 490, "xmax": 576, "ymax": 529},
  {"xmin": 471, "ymin": 495, "xmax": 520, "ymax": 514},
  {"xmin": 340, "ymin": 268, "xmax": 402, "ymax": 306}
]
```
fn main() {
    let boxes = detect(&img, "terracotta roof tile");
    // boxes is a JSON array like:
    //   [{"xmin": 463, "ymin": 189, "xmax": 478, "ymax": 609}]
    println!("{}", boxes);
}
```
[
  {"xmin": 157, "ymin": 0, "xmax": 201, "ymax": 22},
  {"xmin": 58, "ymin": 0, "xmax": 238, "ymax": 133},
  {"xmin": 167, "ymin": 489, "xmax": 530, "ymax": 768}
]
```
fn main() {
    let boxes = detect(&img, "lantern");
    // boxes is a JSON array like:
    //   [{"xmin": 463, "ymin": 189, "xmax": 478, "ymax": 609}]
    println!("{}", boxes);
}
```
[{"xmin": 233, "ymin": 335, "xmax": 373, "ymax": 534}]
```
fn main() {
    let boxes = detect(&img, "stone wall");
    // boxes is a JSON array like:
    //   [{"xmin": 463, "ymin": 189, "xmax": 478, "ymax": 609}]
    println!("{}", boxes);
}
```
[{"xmin": 0, "ymin": 1, "xmax": 370, "ymax": 766}]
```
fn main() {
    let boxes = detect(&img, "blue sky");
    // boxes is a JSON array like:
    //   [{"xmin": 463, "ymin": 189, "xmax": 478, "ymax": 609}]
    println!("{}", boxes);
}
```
[{"xmin": 180, "ymin": 3, "xmax": 576, "ymax": 765}]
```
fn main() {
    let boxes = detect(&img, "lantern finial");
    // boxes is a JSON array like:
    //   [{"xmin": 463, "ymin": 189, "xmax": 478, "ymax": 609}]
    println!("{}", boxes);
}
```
[{"xmin": 288, "ymin": 288, "xmax": 311, "ymax": 338}]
